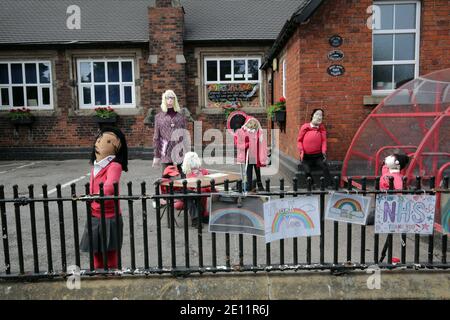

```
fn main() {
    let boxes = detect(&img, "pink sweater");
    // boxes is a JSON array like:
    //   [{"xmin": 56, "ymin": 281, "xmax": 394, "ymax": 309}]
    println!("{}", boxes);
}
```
[
  {"xmin": 297, "ymin": 123, "xmax": 327, "ymax": 155},
  {"xmin": 90, "ymin": 162, "xmax": 122, "ymax": 218},
  {"xmin": 380, "ymin": 165, "xmax": 405, "ymax": 190}
]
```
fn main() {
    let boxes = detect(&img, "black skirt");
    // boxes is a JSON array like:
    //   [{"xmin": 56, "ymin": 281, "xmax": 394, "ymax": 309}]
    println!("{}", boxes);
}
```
[{"xmin": 80, "ymin": 216, "xmax": 123, "ymax": 253}]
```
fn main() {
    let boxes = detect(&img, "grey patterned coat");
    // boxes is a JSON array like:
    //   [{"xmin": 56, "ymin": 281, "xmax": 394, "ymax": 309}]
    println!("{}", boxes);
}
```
[{"xmin": 153, "ymin": 111, "xmax": 188, "ymax": 164}]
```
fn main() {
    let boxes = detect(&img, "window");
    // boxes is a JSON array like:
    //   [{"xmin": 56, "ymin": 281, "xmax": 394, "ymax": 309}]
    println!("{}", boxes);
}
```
[
  {"xmin": 282, "ymin": 59, "xmax": 286, "ymax": 98},
  {"xmin": 372, "ymin": 1, "xmax": 420, "ymax": 95},
  {"xmin": 0, "ymin": 61, "xmax": 53, "ymax": 109},
  {"xmin": 77, "ymin": 59, "xmax": 135, "ymax": 108},
  {"xmin": 204, "ymin": 57, "xmax": 261, "ymax": 108}
]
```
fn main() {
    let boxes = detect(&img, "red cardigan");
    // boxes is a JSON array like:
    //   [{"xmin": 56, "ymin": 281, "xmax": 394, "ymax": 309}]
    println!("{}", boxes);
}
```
[
  {"xmin": 90, "ymin": 162, "xmax": 122, "ymax": 218},
  {"xmin": 297, "ymin": 123, "xmax": 327, "ymax": 155}
]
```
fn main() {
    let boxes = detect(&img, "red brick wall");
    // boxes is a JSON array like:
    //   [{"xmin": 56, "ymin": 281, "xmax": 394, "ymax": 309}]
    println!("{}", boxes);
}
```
[
  {"xmin": 274, "ymin": 0, "xmax": 450, "ymax": 162},
  {"xmin": 0, "ymin": 45, "xmax": 154, "ymax": 151}
]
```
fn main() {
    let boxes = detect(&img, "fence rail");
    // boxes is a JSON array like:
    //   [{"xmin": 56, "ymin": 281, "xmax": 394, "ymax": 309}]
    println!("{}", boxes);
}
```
[{"xmin": 0, "ymin": 176, "xmax": 448, "ymax": 281}]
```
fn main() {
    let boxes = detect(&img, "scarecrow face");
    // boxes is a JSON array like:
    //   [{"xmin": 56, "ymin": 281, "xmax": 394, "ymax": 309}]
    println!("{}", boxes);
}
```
[
  {"xmin": 311, "ymin": 110, "xmax": 323, "ymax": 125},
  {"xmin": 95, "ymin": 131, "xmax": 121, "ymax": 162},
  {"xmin": 245, "ymin": 119, "xmax": 259, "ymax": 130},
  {"xmin": 166, "ymin": 94, "xmax": 175, "ymax": 108}
]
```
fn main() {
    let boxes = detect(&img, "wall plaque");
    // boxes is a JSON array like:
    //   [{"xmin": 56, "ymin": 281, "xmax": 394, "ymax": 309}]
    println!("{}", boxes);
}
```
[
  {"xmin": 327, "ymin": 65, "xmax": 345, "ymax": 77},
  {"xmin": 328, "ymin": 50, "xmax": 344, "ymax": 61},
  {"xmin": 329, "ymin": 35, "xmax": 343, "ymax": 47}
]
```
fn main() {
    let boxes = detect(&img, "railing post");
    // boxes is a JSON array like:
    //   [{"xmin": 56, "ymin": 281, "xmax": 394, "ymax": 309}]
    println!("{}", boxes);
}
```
[
  {"xmin": 265, "ymin": 179, "xmax": 271, "ymax": 267},
  {"xmin": 360, "ymin": 177, "xmax": 367, "ymax": 265},
  {"xmin": 154, "ymin": 180, "xmax": 163, "ymax": 271},
  {"xmin": 28, "ymin": 185, "xmax": 39, "ymax": 274},
  {"xmin": 0, "ymin": 186, "xmax": 10, "ymax": 274},
  {"xmin": 333, "ymin": 176, "xmax": 339, "ymax": 265},
  {"xmin": 84, "ymin": 183, "xmax": 94, "ymax": 271},
  {"xmin": 428, "ymin": 177, "xmax": 435, "ymax": 265},
  {"xmin": 306, "ymin": 177, "xmax": 312, "ymax": 265},
  {"xmin": 113, "ymin": 183, "xmax": 122, "ymax": 270},
  {"xmin": 70, "ymin": 184, "xmax": 81, "ymax": 270},
  {"xmin": 127, "ymin": 182, "xmax": 136, "ymax": 271},
  {"xmin": 319, "ymin": 177, "xmax": 325, "ymax": 265},
  {"xmin": 99, "ymin": 183, "xmax": 108, "ymax": 271},
  {"xmin": 293, "ymin": 177, "xmax": 299, "ymax": 265},
  {"xmin": 13, "ymin": 185, "xmax": 24, "ymax": 274}
]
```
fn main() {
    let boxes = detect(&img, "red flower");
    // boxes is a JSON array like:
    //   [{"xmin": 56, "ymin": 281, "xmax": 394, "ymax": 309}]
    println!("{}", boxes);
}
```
[{"xmin": 279, "ymin": 97, "xmax": 286, "ymax": 103}]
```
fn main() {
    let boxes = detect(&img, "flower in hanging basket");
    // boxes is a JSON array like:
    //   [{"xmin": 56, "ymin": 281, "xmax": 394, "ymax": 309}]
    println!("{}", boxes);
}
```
[
  {"xmin": 222, "ymin": 101, "xmax": 242, "ymax": 119},
  {"xmin": 94, "ymin": 106, "xmax": 117, "ymax": 119},
  {"xmin": 8, "ymin": 107, "xmax": 35, "ymax": 125},
  {"xmin": 267, "ymin": 97, "xmax": 286, "ymax": 119}
]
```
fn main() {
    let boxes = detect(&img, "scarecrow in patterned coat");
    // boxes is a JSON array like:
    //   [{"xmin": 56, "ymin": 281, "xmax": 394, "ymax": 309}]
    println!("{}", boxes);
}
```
[{"xmin": 152, "ymin": 90, "xmax": 189, "ymax": 178}]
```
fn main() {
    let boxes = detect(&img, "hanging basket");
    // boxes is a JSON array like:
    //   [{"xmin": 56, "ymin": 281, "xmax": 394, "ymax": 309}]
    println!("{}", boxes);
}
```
[
  {"xmin": 10, "ymin": 116, "xmax": 35, "ymax": 125},
  {"xmin": 94, "ymin": 115, "xmax": 118, "ymax": 123},
  {"xmin": 274, "ymin": 110, "xmax": 286, "ymax": 122}
]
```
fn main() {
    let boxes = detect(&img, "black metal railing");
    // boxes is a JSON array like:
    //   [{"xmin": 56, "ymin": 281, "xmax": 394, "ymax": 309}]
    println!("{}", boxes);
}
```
[{"xmin": 0, "ymin": 175, "xmax": 448, "ymax": 280}]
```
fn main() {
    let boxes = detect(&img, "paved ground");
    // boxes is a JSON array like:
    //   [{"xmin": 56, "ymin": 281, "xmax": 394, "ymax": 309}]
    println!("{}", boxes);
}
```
[{"xmin": 0, "ymin": 160, "xmax": 445, "ymax": 274}]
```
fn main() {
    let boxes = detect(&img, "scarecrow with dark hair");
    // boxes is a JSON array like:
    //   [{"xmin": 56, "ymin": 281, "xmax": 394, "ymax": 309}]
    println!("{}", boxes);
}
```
[{"xmin": 80, "ymin": 126, "xmax": 128, "ymax": 270}]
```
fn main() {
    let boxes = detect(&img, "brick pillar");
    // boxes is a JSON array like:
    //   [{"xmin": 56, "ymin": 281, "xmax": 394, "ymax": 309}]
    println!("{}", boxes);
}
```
[{"xmin": 148, "ymin": 0, "xmax": 186, "ymax": 110}]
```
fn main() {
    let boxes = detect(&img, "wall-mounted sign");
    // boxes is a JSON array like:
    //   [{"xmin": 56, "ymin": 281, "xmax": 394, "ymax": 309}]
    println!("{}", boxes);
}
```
[
  {"xmin": 329, "ymin": 35, "xmax": 343, "ymax": 47},
  {"xmin": 328, "ymin": 50, "xmax": 344, "ymax": 61},
  {"xmin": 327, "ymin": 65, "xmax": 345, "ymax": 77}
]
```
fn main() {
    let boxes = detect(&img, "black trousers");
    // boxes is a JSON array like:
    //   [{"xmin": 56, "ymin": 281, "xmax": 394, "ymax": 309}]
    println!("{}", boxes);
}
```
[
  {"xmin": 246, "ymin": 164, "xmax": 263, "ymax": 191},
  {"xmin": 162, "ymin": 162, "xmax": 186, "ymax": 178},
  {"xmin": 301, "ymin": 153, "xmax": 332, "ymax": 187}
]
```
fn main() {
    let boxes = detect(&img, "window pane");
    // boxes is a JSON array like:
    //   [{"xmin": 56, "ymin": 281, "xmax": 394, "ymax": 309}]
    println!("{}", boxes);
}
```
[
  {"xmin": 11, "ymin": 64, "xmax": 23, "ymax": 84},
  {"xmin": 233, "ymin": 60, "xmax": 245, "ymax": 81},
  {"xmin": 206, "ymin": 61, "xmax": 217, "ymax": 82},
  {"xmin": 94, "ymin": 85, "xmax": 106, "ymax": 105},
  {"xmin": 124, "ymin": 86, "xmax": 132, "ymax": 103},
  {"xmin": 39, "ymin": 63, "xmax": 50, "ymax": 83},
  {"xmin": 25, "ymin": 63, "xmax": 37, "ymax": 84},
  {"xmin": 395, "ymin": 34, "xmax": 415, "ymax": 60},
  {"xmin": 121, "ymin": 61, "xmax": 132, "ymax": 82},
  {"xmin": 82, "ymin": 87, "xmax": 91, "ymax": 104},
  {"xmin": 42, "ymin": 87, "xmax": 50, "ymax": 105},
  {"xmin": 373, "ymin": 65, "xmax": 393, "ymax": 90},
  {"xmin": 26, "ymin": 86, "xmax": 38, "ymax": 106},
  {"xmin": 80, "ymin": 62, "xmax": 91, "ymax": 83},
  {"xmin": 373, "ymin": 34, "xmax": 393, "ymax": 61},
  {"xmin": 395, "ymin": 4, "xmax": 416, "ymax": 29},
  {"xmin": 220, "ymin": 60, "xmax": 231, "ymax": 81},
  {"xmin": 394, "ymin": 64, "xmax": 415, "ymax": 89},
  {"xmin": 247, "ymin": 59, "xmax": 259, "ymax": 81},
  {"xmin": 0, "ymin": 64, "xmax": 9, "ymax": 84},
  {"xmin": 12, "ymin": 87, "xmax": 24, "ymax": 106},
  {"xmin": 108, "ymin": 85, "xmax": 120, "ymax": 105},
  {"xmin": 108, "ymin": 62, "xmax": 119, "ymax": 82},
  {"xmin": 1, "ymin": 88, "xmax": 9, "ymax": 105},
  {"xmin": 93, "ymin": 62, "xmax": 105, "ymax": 82},
  {"xmin": 379, "ymin": 4, "xmax": 394, "ymax": 30}
]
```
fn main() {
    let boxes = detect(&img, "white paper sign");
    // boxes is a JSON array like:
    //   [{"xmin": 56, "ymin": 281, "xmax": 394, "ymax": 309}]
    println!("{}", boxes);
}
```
[
  {"xmin": 325, "ymin": 193, "xmax": 372, "ymax": 225},
  {"xmin": 263, "ymin": 196, "xmax": 321, "ymax": 243},
  {"xmin": 375, "ymin": 194, "xmax": 436, "ymax": 234}
]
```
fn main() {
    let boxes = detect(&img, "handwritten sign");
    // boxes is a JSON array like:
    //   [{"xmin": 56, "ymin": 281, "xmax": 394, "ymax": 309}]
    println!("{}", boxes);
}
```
[
  {"xmin": 209, "ymin": 194, "xmax": 269, "ymax": 236},
  {"xmin": 207, "ymin": 83, "xmax": 259, "ymax": 103},
  {"xmin": 325, "ymin": 193, "xmax": 371, "ymax": 225},
  {"xmin": 263, "ymin": 196, "xmax": 320, "ymax": 243},
  {"xmin": 375, "ymin": 194, "xmax": 436, "ymax": 234}
]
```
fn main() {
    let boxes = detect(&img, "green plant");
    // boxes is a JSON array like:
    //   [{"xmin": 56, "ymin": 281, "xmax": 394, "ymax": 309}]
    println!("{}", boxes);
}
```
[
  {"xmin": 7, "ymin": 107, "xmax": 33, "ymax": 120},
  {"xmin": 267, "ymin": 97, "xmax": 286, "ymax": 118},
  {"xmin": 94, "ymin": 106, "xmax": 117, "ymax": 119}
]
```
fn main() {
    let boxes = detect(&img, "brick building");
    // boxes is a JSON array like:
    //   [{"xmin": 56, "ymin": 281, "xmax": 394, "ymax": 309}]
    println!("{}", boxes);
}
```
[
  {"xmin": 0, "ymin": 0, "xmax": 448, "ymax": 179},
  {"xmin": 262, "ymin": 0, "xmax": 449, "ymax": 178}
]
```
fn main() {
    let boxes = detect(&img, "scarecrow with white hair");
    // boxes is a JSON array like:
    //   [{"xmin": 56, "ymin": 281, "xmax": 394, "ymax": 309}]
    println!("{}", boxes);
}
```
[{"xmin": 152, "ymin": 89, "xmax": 188, "ymax": 177}]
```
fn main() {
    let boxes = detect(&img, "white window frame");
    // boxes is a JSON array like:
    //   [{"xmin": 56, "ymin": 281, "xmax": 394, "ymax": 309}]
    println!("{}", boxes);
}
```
[
  {"xmin": 0, "ymin": 60, "xmax": 53, "ymax": 110},
  {"xmin": 282, "ymin": 59, "xmax": 286, "ymax": 98},
  {"xmin": 203, "ymin": 56, "xmax": 262, "ymax": 107},
  {"xmin": 372, "ymin": 0, "xmax": 421, "ymax": 96},
  {"xmin": 77, "ymin": 58, "xmax": 135, "ymax": 109}
]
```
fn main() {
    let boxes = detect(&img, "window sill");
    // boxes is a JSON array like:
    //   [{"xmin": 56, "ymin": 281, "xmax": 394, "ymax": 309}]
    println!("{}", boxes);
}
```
[
  {"xmin": 72, "ymin": 108, "xmax": 143, "ymax": 117},
  {"xmin": 0, "ymin": 110, "xmax": 56, "ymax": 118},
  {"xmin": 201, "ymin": 107, "xmax": 266, "ymax": 115},
  {"xmin": 363, "ymin": 95, "xmax": 388, "ymax": 106}
]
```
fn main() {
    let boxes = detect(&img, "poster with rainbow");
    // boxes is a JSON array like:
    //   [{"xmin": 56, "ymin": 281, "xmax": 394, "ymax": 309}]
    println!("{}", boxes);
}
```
[
  {"xmin": 442, "ymin": 193, "xmax": 450, "ymax": 235},
  {"xmin": 263, "ymin": 196, "xmax": 320, "ymax": 243},
  {"xmin": 209, "ymin": 194, "xmax": 270, "ymax": 236},
  {"xmin": 325, "ymin": 193, "xmax": 371, "ymax": 225},
  {"xmin": 375, "ymin": 194, "xmax": 436, "ymax": 234}
]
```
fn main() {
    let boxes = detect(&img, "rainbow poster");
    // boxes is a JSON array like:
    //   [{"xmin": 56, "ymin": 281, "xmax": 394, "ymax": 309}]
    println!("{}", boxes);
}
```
[
  {"xmin": 325, "ymin": 193, "xmax": 371, "ymax": 225},
  {"xmin": 209, "ymin": 194, "xmax": 270, "ymax": 236},
  {"xmin": 442, "ymin": 194, "xmax": 450, "ymax": 235},
  {"xmin": 375, "ymin": 194, "xmax": 436, "ymax": 234},
  {"xmin": 263, "ymin": 196, "xmax": 320, "ymax": 243}
]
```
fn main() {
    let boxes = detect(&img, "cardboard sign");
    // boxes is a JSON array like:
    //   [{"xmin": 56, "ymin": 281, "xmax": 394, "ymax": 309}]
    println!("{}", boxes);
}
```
[
  {"xmin": 375, "ymin": 194, "xmax": 436, "ymax": 234},
  {"xmin": 263, "ymin": 196, "xmax": 321, "ymax": 243},
  {"xmin": 325, "ymin": 192, "xmax": 372, "ymax": 225}
]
